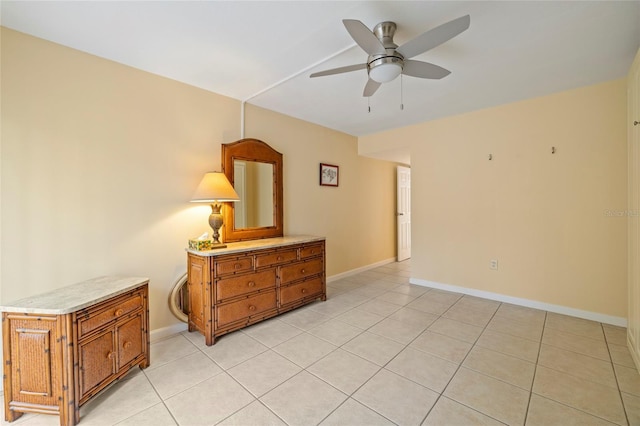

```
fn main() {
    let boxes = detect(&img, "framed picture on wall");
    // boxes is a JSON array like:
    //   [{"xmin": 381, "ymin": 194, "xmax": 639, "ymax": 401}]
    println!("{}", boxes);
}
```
[{"xmin": 320, "ymin": 163, "xmax": 339, "ymax": 187}]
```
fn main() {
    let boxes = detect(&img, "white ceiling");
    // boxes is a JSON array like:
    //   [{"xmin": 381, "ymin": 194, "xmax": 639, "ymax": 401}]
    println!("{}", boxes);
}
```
[{"xmin": 2, "ymin": 1, "xmax": 639, "ymax": 151}]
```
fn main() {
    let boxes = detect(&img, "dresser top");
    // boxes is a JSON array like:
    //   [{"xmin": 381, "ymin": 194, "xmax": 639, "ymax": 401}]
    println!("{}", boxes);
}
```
[
  {"xmin": 0, "ymin": 276, "xmax": 149, "ymax": 314},
  {"xmin": 186, "ymin": 235, "xmax": 325, "ymax": 257}
]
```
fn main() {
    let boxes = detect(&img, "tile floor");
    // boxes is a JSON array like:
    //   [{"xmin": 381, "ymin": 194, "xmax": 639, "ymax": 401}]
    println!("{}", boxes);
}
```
[{"xmin": 4, "ymin": 260, "xmax": 639, "ymax": 425}]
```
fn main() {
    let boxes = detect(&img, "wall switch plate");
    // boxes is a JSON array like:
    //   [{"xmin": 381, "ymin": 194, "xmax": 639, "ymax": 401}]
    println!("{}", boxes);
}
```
[{"xmin": 490, "ymin": 259, "xmax": 498, "ymax": 270}]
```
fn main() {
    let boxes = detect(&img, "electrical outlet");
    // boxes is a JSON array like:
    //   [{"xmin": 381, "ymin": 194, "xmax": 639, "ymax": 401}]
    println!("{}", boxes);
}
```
[{"xmin": 490, "ymin": 259, "xmax": 498, "ymax": 270}]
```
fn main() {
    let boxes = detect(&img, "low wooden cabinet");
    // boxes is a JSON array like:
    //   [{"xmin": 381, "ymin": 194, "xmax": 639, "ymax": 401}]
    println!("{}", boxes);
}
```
[
  {"xmin": 187, "ymin": 236, "xmax": 326, "ymax": 345},
  {"xmin": 1, "ymin": 276, "xmax": 150, "ymax": 426}
]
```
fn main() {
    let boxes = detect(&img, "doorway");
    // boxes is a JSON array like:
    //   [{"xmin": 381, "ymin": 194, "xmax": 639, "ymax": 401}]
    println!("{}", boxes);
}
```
[{"xmin": 397, "ymin": 166, "xmax": 411, "ymax": 261}]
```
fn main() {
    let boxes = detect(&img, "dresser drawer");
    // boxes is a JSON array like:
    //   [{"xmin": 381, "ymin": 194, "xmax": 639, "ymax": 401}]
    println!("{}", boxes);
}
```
[
  {"xmin": 300, "ymin": 243, "xmax": 324, "ymax": 259},
  {"xmin": 255, "ymin": 249, "xmax": 298, "ymax": 268},
  {"xmin": 280, "ymin": 258, "xmax": 324, "ymax": 284},
  {"xmin": 216, "ymin": 269, "xmax": 276, "ymax": 302},
  {"xmin": 280, "ymin": 277, "xmax": 324, "ymax": 306},
  {"xmin": 77, "ymin": 292, "xmax": 143, "ymax": 339},
  {"xmin": 216, "ymin": 256, "xmax": 254, "ymax": 276},
  {"xmin": 216, "ymin": 291, "xmax": 277, "ymax": 327}
]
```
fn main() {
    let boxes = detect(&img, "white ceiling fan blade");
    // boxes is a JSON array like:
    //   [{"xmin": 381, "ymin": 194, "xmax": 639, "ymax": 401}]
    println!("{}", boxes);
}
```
[
  {"xmin": 363, "ymin": 78, "xmax": 382, "ymax": 97},
  {"xmin": 343, "ymin": 19, "xmax": 386, "ymax": 55},
  {"xmin": 396, "ymin": 15, "xmax": 470, "ymax": 59},
  {"xmin": 310, "ymin": 63, "xmax": 367, "ymax": 78},
  {"xmin": 402, "ymin": 60, "xmax": 451, "ymax": 79}
]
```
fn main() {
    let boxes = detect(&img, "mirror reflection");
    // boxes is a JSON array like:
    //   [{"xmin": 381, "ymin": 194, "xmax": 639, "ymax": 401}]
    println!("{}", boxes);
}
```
[{"xmin": 233, "ymin": 160, "xmax": 274, "ymax": 229}]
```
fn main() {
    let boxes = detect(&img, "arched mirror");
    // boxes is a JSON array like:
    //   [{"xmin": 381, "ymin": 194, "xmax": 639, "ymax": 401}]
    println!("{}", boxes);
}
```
[{"xmin": 222, "ymin": 138, "xmax": 283, "ymax": 242}]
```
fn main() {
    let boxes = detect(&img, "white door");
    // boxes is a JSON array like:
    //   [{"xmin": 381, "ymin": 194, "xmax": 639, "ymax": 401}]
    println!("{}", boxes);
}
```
[{"xmin": 397, "ymin": 166, "xmax": 411, "ymax": 261}]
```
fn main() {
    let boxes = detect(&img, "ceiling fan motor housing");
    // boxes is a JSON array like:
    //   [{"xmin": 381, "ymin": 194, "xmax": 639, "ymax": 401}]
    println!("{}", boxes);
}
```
[{"xmin": 368, "ymin": 21, "xmax": 404, "ymax": 83}]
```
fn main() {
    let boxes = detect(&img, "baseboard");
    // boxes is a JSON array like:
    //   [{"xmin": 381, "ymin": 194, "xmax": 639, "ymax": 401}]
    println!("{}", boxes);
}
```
[
  {"xmin": 327, "ymin": 257, "xmax": 396, "ymax": 283},
  {"xmin": 150, "ymin": 322, "xmax": 188, "ymax": 343},
  {"xmin": 411, "ymin": 278, "xmax": 627, "ymax": 327}
]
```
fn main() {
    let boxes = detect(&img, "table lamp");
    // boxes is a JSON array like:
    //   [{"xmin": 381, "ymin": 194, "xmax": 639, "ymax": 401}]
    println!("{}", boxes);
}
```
[{"xmin": 190, "ymin": 171, "xmax": 240, "ymax": 248}]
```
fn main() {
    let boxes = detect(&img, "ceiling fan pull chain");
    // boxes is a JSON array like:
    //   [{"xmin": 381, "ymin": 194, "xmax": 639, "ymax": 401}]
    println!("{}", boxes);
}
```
[{"xmin": 400, "ymin": 75, "xmax": 404, "ymax": 111}]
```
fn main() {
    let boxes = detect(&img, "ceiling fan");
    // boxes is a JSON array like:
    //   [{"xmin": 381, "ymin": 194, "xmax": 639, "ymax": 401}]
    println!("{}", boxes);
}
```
[{"xmin": 310, "ymin": 15, "xmax": 470, "ymax": 97}]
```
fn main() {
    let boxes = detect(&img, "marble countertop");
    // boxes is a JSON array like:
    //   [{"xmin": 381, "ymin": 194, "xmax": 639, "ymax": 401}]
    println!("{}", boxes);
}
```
[
  {"xmin": 186, "ymin": 235, "xmax": 325, "ymax": 257},
  {"xmin": 0, "ymin": 276, "xmax": 149, "ymax": 314}
]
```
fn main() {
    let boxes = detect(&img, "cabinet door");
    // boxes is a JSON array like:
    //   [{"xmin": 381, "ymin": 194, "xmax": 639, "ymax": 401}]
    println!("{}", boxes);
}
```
[
  {"xmin": 78, "ymin": 330, "xmax": 116, "ymax": 401},
  {"xmin": 188, "ymin": 254, "xmax": 207, "ymax": 332},
  {"xmin": 117, "ymin": 314, "xmax": 143, "ymax": 370}
]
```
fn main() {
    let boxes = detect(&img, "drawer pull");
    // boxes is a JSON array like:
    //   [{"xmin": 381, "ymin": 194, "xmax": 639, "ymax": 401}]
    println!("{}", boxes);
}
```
[
  {"xmin": 107, "ymin": 351, "xmax": 115, "ymax": 360},
  {"xmin": 248, "ymin": 305, "xmax": 256, "ymax": 312},
  {"xmin": 247, "ymin": 281, "xmax": 256, "ymax": 287},
  {"xmin": 123, "ymin": 341, "xmax": 132, "ymax": 349},
  {"xmin": 277, "ymin": 256, "xmax": 283, "ymax": 261},
  {"xmin": 310, "ymin": 250, "xmax": 315, "ymax": 254},
  {"xmin": 234, "ymin": 263, "xmax": 242, "ymax": 269},
  {"xmin": 114, "ymin": 309, "xmax": 123, "ymax": 317},
  {"xmin": 301, "ymin": 288, "xmax": 307, "ymax": 294},
  {"xmin": 301, "ymin": 269, "xmax": 306, "ymax": 274}
]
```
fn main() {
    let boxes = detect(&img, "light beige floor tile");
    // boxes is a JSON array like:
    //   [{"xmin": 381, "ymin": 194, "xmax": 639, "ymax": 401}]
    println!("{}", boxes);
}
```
[
  {"xmin": 357, "ymin": 299, "xmax": 402, "ymax": 317},
  {"xmin": 622, "ymin": 392, "xmax": 640, "ymax": 426},
  {"xmin": 423, "ymin": 396, "xmax": 505, "ymax": 426},
  {"xmin": 495, "ymin": 303, "xmax": 546, "ymax": 325},
  {"xmin": 273, "ymin": 332, "xmax": 337, "ymax": 368},
  {"xmin": 180, "ymin": 329, "xmax": 209, "ymax": 349},
  {"xmin": 386, "ymin": 347, "xmax": 458, "ymax": 393},
  {"xmin": 603, "ymin": 325, "xmax": 627, "ymax": 346},
  {"xmin": 614, "ymin": 363, "xmax": 640, "ymax": 397},
  {"xmin": 307, "ymin": 348, "xmax": 380, "ymax": 395},
  {"xmin": 278, "ymin": 307, "xmax": 332, "ymax": 330},
  {"xmin": 532, "ymin": 365, "xmax": 626, "ymax": 425},
  {"xmin": 390, "ymin": 284, "xmax": 429, "ymax": 297},
  {"xmin": 165, "ymin": 373, "xmax": 255, "ymax": 425},
  {"xmin": 353, "ymin": 369, "xmax": 438, "ymax": 425},
  {"xmin": 538, "ymin": 344, "xmax": 617, "ymax": 388},
  {"xmin": 349, "ymin": 285, "xmax": 388, "ymax": 298},
  {"xmin": 410, "ymin": 330, "xmax": 473, "ymax": 364},
  {"xmin": 78, "ymin": 374, "xmax": 162, "ymax": 425},
  {"xmin": 369, "ymin": 279, "xmax": 403, "ymax": 290},
  {"xmin": 218, "ymin": 400, "xmax": 286, "ymax": 426},
  {"xmin": 368, "ymin": 317, "xmax": 428, "ymax": 344},
  {"xmin": 463, "ymin": 345, "xmax": 536, "ymax": 390},
  {"xmin": 387, "ymin": 307, "xmax": 438, "ymax": 328},
  {"xmin": 443, "ymin": 305, "xmax": 495, "ymax": 327},
  {"xmin": 306, "ymin": 299, "xmax": 353, "ymax": 317},
  {"xmin": 6, "ymin": 413, "xmax": 59, "ymax": 426},
  {"xmin": 261, "ymin": 371, "xmax": 347, "ymax": 426},
  {"xmin": 144, "ymin": 351, "xmax": 222, "ymax": 399},
  {"xmin": 486, "ymin": 314, "xmax": 544, "ymax": 342},
  {"xmin": 242, "ymin": 318, "xmax": 303, "ymax": 348},
  {"xmin": 476, "ymin": 330, "xmax": 540, "ymax": 362},
  {"xmin": 201, "ymin": 331, "xmax": 268, "ymax": 369},
  {"xmin": 526, "ymin": 394, "xmax": 617, "ymax": 426},
  {"xmin": 422, "ymin": 289, "xmax": 463, "ymax": 305},
  {"xmin": 609, "ymin": 343, "xmax": 636, "ymax": 368},
  {"xmin": 335, "ymin": 308, "xmax": 385, "ymax": 329},
  {"xmin": 454, "ymin": 296, "xmax": 501, "ymax": 313},
  {"xmin": 428, "ymin": 317, "xmax": 484, "ymax": 344},
  {"xmin": 147, "ymin": 333, "xmax": 199, "ymax": 371},
  {"xmin": 375, "ymin": 291, "xmax": 418, "ymax": 306},
  {"xmin": 227, "ymin": 350, "xmax": 301, "ymax": 397},
  {"xmin": 542, "ymin": 328, "xmax": 610, "ymax": 361},
  {"xmin": 116, "ymin": 402, "xmax": 177, "ymax": 426},
  {"xmin": 342, "ymin": 331, "xmax": 405, "ymax": 366},
  {"xmin": 406, "ymin": 297, "xmax": 454, "ymax": 315},
  {"xmin": 307, "ymin": 318, "xmax": 363, "ymax": 346},
  {"xmin": 444, "ymin": 367, "xmax": 530, "ymax": 426},
  {"xmin": 545, "ymin": 313, "xmax": 605, "ymax": 341},
  {"xmin": 320, "ymin": 398, "xmax": 395, "ymax": 426}
]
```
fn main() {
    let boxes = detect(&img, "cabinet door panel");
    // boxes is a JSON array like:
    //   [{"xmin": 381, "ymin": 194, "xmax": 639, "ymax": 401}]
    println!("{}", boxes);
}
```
[
  {"xmin": 79, "ymin": 330, "xmax": 115, "ymax": 400},
  {"xmin": 188, "ymin": 254, "xmax": 207, "ymax": 332},
  {"xmin": 78, "ymin": 293, "xmax": 143, "ymax": 338},
  {"xmin": 117, "ymin": 314, "xmax": 143, "ymax": 369}
]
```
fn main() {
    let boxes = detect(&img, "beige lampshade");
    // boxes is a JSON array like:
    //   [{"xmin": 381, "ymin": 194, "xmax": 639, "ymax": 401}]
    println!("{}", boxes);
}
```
[{"xmin": 190, "ymin": 172, "xmax": 240, "ymax": 202}]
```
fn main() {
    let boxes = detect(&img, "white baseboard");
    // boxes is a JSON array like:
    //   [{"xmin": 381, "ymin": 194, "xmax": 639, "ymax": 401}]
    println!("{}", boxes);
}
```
[
  {"xmin": 411, "ymin": 278, "xmax": 627, "ymax": 327},
  {"xmin": 327, "ymin": 257, "xmax": 396, "ymax": 283},
  {"xmin": 150, "ymin": 322, "xmax": 188, "ymax": 343}
]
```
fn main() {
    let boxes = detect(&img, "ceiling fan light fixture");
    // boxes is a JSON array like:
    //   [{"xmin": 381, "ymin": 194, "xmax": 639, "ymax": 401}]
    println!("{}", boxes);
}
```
[{"xmin": 369, "ymin": 62, "xmax": 402, "ymax": 83}]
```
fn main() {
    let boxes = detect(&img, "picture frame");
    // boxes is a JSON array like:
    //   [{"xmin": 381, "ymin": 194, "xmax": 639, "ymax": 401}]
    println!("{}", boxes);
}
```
[{"xmin": 319, "ymin": 163, "xmax": 339, "ymax": 187}]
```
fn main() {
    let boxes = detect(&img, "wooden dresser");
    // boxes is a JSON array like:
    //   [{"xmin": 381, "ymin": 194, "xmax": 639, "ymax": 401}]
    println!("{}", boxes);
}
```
[
  {"xmin": 187, "ymin": 235, "xmax": 326, "ymax": 345},
  {"xmin": 1, "ymin": 276, "xmax": 150, "ymax": 426}
]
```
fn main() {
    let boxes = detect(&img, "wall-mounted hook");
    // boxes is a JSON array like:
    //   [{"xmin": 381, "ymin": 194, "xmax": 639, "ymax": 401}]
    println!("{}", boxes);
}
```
[
  {"xmin": 551, "ymin": 147, "xmax": 556, "ymax": 154},
  {"xmin": 488, "ymin": 154, "xmax": 492, "ymax": 161}
]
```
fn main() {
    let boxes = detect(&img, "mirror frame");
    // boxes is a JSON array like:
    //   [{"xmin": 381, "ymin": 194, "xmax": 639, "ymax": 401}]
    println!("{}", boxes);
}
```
[{"xmin": 222, "ymin": 138, "xmax": 283, "ymax": 242}]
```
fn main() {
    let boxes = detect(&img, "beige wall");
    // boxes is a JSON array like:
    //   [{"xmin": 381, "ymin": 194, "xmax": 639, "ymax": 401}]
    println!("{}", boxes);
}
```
[
  {"xmin": 360, "ymin": 79, "xmax": 628, "ymax": 319},
  {"xmin": 1, "ymin": 28, "xmax": 396, "ymax": 333}
]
